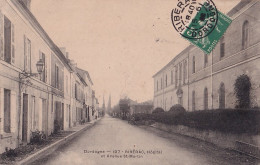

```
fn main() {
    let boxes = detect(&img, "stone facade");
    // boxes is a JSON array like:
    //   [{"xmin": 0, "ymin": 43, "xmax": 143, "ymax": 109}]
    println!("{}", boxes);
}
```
[{"xmin": 153, "ymin": 0, "xmax": 260, "ymax": 111}]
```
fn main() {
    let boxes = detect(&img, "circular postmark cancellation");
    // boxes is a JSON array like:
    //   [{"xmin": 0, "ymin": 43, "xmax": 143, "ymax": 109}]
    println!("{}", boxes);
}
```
[{"xmin": 171, "ymin": 0, "xmax": 218, "ymax": 39}]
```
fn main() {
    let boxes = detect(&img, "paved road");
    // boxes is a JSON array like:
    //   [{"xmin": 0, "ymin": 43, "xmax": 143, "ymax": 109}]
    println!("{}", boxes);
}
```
[{"xmin": 30, "ymin": 115, "xmax": 259, "ymax": 165}]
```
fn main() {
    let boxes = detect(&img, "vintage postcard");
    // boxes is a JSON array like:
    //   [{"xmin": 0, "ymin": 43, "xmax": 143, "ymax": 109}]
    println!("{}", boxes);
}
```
[{"xmin": 0, "ymin": 0, "xmax": 259, "ymax": 164}]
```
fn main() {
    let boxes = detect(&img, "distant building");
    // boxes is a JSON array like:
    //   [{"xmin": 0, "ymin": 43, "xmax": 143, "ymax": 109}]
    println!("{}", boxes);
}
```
[{"xmin": 130, "ymin": 104, "xmax": 153, "ymax": 115}]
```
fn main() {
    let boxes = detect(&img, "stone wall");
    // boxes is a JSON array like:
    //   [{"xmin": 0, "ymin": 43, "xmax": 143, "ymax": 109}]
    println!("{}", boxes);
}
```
[{"xmin": 151, "ymin": 122, "xmax": 260, "ymax": 158}]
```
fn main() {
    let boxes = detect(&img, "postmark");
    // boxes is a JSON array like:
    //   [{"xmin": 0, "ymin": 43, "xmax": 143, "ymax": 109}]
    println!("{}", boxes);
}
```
[
  {"xmin": 171, "ymin": 0, "xmax": 218, "ymax": 39},
  {"xmin": 171, "ymin": 0, "xmax": 232, "ymax": 54}
]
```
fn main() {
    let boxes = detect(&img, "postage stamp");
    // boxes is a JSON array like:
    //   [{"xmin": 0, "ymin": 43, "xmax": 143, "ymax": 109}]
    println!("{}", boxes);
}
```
[{"xmin": 171, "ymin": 0, "xmax": 232, "ymax": 54}]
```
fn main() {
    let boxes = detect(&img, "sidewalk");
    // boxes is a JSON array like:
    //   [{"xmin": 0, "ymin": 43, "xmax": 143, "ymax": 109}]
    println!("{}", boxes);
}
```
[
  {"xmin": 137, "ymin": 124, "xmax": 259, "ymax": 164},
  {"xmin": 16, "ymin": 118, "xmax": 101, "ymax": 165}
]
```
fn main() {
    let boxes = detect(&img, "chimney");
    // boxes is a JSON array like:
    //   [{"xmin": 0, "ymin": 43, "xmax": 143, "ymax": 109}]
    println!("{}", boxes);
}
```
[
  {"xmin": 20, "ymin": 0, "xmax": 31, "ymax": 10},
  {"xmin": 59, "ymin": 47, "xmax": 66, "ymax": 56},
  {"xmin": 66, "ymin": 52, "xmax": 69, "ymax": 59}
]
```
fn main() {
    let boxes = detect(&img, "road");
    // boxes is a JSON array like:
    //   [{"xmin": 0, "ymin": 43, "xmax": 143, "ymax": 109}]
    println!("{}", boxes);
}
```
[{"xmin": 30, "ymin": 115, "xmax": 259, "ymax": 165}]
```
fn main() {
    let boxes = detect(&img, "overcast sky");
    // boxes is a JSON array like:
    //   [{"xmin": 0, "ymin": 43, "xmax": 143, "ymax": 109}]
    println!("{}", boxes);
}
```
[{"xmin": 31, "ymin": 0, "xmax": 240, "ymax": 106}]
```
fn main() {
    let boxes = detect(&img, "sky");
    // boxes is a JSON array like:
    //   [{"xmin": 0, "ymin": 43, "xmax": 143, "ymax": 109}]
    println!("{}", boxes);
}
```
[{"xmin": 31, "ymin": 0, "xmax": 240, "ymax": 106}]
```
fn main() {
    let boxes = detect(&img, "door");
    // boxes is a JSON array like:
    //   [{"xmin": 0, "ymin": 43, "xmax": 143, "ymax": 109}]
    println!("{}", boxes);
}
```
[
  {"xmin": 4, "ymin": 89, "xmax": 11, "ymax": 133},
  {"xmin": 54, "ymin": 101, "xmax": 61, "ymax": 132},
  {"xmin": 68, "ymin": 105, "xmax": 71, "ymax": 128},
  {"xmin": 42, "ymin": 99, "xmax": 48, "ymax": 135},
  {"xmin": 22, "ymin": 94, "xmax": 29, "ymax": 142},
  {"xmin": 61, "ymin": 103, "xmax": 64, "ymax": 130}
]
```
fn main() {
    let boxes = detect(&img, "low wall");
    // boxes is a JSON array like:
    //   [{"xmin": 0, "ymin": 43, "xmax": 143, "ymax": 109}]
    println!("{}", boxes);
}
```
[
  {"xmin": 0, "ymin": 133, "xmax": 17, "ymax": 154},
  {"xmin": 151, "ymin": 122, "xmax": 260, "ymax": 158}
]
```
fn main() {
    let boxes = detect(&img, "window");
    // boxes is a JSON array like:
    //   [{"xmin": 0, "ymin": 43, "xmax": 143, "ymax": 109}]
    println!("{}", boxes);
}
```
[
  {"xmin": 220, "ymin": 37, "xmax": 225, "ymax": 58},
  {"xmin": 66, "ymin": 105, "xmax": 69, "ymax": 122},
  {"xmin": 66, "ymin": 76, "xmax": 68, "ymax": 93},
  {"xmin": 175, "ymin": 66, "xmax": 178, "ymax": 88},
  {"xmin": 31, "ymin": 96, "xmax": 36, "ymax": 130},
  {"xmin": 219, "ymin": 83, "xmax": 225, "ymax": 109},
  {"xmin": 165, "ymin": 74, "xmax": 167, "ymax": 87},
  {"xmin": 179, "ymin": 63, "xmax": 182, "ymax": 85},
  {"xmin": 192, "ymin": 90, "xmax": 195, "ymax": 111},
  {"xmin": 39, "ymin": 52, "xmax": 46, "ymax": 82},
  {"xmin": 75, "ymin": 83, "xmax": 77, "ymax": 99},
  {"xmin": 242, "ymin": 21, "xmax": 249, "ymax": 50},
  {"xmin": 24, "ymin": 36, "xmax": 31, "ymax": 72},
  {"xmin": 161, "ymin": 78, "xmax": 163, "ymax": 89},
  {"xmin": 157, "ymin": 80, "xmax": 158, "ymax": 91},
  {"xmin": 4, "ymin": 89, "xmax": 11, "ymax": 133},
  {"xmin": 171, "ymin": 70, "xmax": 173, "ymax": 84},
  {"xmin": 204, "ymin": 53, "xmax": 208, "ymax": 67},
  {"xmin": 192, "ymin": 56, "xmax": 195, "ymax": 73},
  {"xmin": 55, "ymin": 64, "xmax": 59, "ymax": 89},
  {"xmin": 183, "ymin": 60, "xmax": 187, "ymax": 84},
  {"xmin": 204, "ymin": 88, "xmax": 208, "ymax": 110},
  {"xmin": 4, "ymin": 16, "xmax": 15, "ymax": 64}
]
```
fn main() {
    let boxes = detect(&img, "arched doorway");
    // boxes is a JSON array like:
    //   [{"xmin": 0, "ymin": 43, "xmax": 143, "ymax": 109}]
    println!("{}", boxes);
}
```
[
  {"xmin": 204, "ymin": 87, "xmax": 208, "ymax": 110},
  {"xmin": 219, "ymin": 83, "xmax": 225, "ymax": 109}
]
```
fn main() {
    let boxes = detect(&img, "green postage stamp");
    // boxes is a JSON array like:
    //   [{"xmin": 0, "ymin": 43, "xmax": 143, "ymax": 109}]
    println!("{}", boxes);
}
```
[{"xmin": 171, "ymin": 0, "xmax": 232, "ymax": 54}]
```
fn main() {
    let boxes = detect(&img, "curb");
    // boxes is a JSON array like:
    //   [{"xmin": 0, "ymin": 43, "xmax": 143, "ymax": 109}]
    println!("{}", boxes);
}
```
[{"xmin": 16, "ymin": 118, "xmax": 101, "ymax": 165}]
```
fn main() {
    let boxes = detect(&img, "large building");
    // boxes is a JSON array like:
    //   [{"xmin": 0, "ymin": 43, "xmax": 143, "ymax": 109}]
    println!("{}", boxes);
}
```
[
  {"xmin": 153, "ymin": 0, "xmax": 260, "ymax": 111},
  {"xmin": 0, "ymin": 0, "xmax": 99, "ymax": 153}
]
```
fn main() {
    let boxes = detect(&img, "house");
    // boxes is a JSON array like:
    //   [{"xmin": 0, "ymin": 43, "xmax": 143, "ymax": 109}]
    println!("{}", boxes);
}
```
[{"xmin": 0, "ymin": 0, "xmax": 97, "ymax": 153}]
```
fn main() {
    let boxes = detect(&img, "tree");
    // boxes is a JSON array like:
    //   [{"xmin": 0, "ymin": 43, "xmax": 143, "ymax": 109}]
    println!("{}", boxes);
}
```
[{"xmin": 234, "ymin": 74, "xmax": 251, "ymax": 109}]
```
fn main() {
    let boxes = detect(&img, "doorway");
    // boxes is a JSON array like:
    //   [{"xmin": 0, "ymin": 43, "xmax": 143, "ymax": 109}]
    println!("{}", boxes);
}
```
[
  {"xmin": 42, "ymin": 99, "xmax": 48, "ymax": 135},
  {"xmin": 22, "ymin": 94, "xmax": 29, "ymax": 142}
]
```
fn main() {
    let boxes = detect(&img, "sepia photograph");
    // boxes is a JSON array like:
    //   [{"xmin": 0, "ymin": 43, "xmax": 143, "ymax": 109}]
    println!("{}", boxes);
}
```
[{"xmin": 0, "ymin": 0, "xmax": 259, "ymax": 164}]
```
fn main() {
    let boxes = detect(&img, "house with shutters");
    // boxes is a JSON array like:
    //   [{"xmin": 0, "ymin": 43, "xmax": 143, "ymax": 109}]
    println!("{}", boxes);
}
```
[
  {"xmin": 76, "ymin": 67, "xmax": 97, "ymax": 122},
  {"xmin": 0, "ymin": 0, "xmax": 98, "ymax": 153},
  {"xmin": 153, "ymin": 0, "xmax": 260, "ymax": 111}
]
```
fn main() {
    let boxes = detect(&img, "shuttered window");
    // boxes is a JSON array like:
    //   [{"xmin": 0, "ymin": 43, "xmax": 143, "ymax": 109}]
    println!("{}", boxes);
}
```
[
  {"xmin": 4, "ymin": 16, "xmax": 11, "ymax": 64},
  {"xmin": 24, "ymin": 36, "xmax": 31, "ymax": 72},
  {"xmin": 55, "ymin": 64, "xmax": 59, "ymax": 89},
  {"xmin": 183, "ymin": 60, "xmax": 187, "ymax": 84}
]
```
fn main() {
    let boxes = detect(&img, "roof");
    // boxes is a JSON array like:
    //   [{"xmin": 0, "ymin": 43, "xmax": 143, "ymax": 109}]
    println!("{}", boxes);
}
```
[
  {"xmin": 12, "ymin": 0, "xmax": 73, "ymax": 72},
  {"xmin": 152, "ymin": 45, "xmax": 193, "ymax": 78},
  {"xmin": 76, "ymin": 67, "xmax": 94, "ymax": 85},
  {"xmin": 227, "ymin": 0, "xmax": 253, "ymax": 17}
]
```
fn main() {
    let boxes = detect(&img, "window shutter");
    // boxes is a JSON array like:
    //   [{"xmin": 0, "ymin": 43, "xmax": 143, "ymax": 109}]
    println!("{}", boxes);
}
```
[
  {"xmin": 11, "ymin": 23, "xmax": 14, "ymax": 64},
  {"xmin": 0, "ymin": 88, "xmax": 4, "ymax": 134},
  {"xmin": 39, "ymin": 51, "xmax": 42, "ymax": 80},
  {"xmin": 0, "ymin": 11, "xmax": 4, "ymax": 60},
  {"xmin": 10, "ymin": 91, "xmax": 17, "ymax": 133},
  {"xmin": 24, "ymin": 35, "xmax": 27, "ymax": 71},
  {"xmin": 61, "ymin": 69, "xmax": 64, "ymax": 91},
  {"xmin": 45, "ymin": 55, "xmax": 47, "ymax": 83}
]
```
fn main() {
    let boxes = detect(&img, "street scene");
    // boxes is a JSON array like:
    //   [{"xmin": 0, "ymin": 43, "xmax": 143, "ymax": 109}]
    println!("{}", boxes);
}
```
[
  {"xmin": 28, "ymin": 115, "xmax": 259, "ymax": 165},
  {"xmin": 0, "ymin": 0, "xmax": 260, "ymax": 164}
]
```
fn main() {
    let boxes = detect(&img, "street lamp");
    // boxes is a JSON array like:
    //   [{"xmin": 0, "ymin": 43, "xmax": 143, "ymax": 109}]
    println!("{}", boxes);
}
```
[
  {"xmin": 36, "ymin": 59, "xmax": 44, "ymax": 75},
  {"xmin": 20, "ymin": 59, "xmax": 44, "ymax": 79}
]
